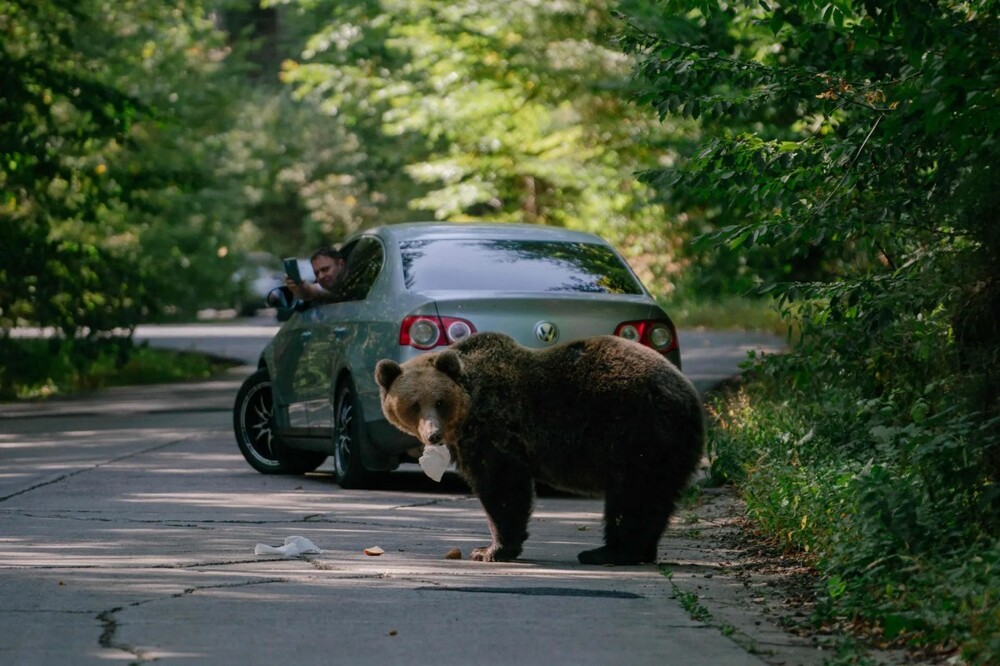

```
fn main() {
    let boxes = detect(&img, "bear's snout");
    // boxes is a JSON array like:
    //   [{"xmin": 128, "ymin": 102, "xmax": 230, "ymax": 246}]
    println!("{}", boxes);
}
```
[{"xmin": 418, "ymin": 417, "xmax": 445, "ymax": 446}]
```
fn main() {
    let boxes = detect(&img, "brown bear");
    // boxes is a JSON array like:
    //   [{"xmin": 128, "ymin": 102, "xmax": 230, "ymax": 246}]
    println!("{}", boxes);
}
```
[{"xmin": 374, "ymin": 332, "xmax": 704, "ymax": 565}]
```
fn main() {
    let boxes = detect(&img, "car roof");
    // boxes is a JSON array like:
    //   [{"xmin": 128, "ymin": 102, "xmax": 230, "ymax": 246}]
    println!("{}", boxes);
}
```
[{"xmin": 355, "ymin": 222, "xmax": 614, "ymax": 246}]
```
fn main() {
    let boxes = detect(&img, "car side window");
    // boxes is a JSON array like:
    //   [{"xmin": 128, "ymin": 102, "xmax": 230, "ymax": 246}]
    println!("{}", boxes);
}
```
[{"xmin": 330, "ymin": 237, "xmax": 384, "ymax": 302}]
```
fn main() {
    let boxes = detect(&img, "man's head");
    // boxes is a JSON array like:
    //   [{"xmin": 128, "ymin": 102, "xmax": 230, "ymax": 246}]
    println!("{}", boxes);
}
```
[{"xmin": 310, "ymin": 247, "xmax": 345, "ymax": 291}]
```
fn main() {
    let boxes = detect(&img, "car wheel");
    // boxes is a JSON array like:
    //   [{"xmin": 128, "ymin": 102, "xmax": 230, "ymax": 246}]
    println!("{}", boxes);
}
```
[
  {"xmin": 233, "ymin": 368, "xmax": 326, "ymax": 474},
  {"xmin": 333, "ymin": 379, "xmax": 377, "ymax": 489}
]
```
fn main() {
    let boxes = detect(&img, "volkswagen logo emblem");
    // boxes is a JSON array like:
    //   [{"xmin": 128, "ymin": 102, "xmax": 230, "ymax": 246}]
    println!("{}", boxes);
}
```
[{"xmin": 534, "ymin": 321, "xmax": 559, "ymax": 344}]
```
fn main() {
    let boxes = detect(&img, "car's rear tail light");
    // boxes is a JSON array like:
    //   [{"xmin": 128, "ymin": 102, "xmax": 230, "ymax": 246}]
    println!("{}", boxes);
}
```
[
  {"xmin": 400, "ymin": 316, "xmax": 477, "ymax": 349},
  {"xmin": 405, "ymin": 317, "xmax": 440, "ymax": 348},
  {"xmin": 614, "ymin": 320, "xmax": 677, "ymax": 354},
  {"xmin": 445, "ymin": 319, "xmax": 473, "ymax": 343}
]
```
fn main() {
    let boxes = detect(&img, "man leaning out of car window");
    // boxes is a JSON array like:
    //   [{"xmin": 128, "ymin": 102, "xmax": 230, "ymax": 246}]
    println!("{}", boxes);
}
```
[{"xmin": 285, "ymin": 247, "xmax": 345, "ymax": 303}]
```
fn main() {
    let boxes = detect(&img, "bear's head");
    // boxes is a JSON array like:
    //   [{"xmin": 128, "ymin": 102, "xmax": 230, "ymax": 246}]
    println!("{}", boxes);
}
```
[{"xmin": 375, "ymin": 350, "xmax": 471, "ymax": 448}]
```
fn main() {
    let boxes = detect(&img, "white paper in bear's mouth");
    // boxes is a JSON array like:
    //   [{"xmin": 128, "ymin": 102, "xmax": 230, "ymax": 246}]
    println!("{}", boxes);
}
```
[{"xmin": 418, "ymin": 444, "xmax": 451, "ymax": 482}]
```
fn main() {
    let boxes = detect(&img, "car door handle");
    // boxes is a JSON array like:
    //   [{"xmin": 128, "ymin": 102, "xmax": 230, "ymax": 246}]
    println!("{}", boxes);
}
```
[{"xmin": 333, "ymin": 327, "xmax": 348, "ymax": 339}]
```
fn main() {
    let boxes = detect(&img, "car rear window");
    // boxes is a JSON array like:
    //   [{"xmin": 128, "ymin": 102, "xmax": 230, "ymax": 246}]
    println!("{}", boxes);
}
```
[{"xmin": 399, "ymin": 239, "xmax": 644, "ymax": 294}]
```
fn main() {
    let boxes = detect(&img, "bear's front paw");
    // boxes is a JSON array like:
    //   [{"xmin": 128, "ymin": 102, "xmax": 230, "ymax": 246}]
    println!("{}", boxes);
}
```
[
  {"xmin": 470, "ymin": 546, "xmax": 495, "ymax": 561},
  {"xmin": 470, "ymin": 544, "xmax": 520, "ymax": 562}
]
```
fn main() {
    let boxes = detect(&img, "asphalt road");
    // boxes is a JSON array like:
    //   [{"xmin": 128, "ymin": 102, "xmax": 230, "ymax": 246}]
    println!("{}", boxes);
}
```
[{"xmin": 0, "ymin": 322, "xmax": 786, "ymax": 665}]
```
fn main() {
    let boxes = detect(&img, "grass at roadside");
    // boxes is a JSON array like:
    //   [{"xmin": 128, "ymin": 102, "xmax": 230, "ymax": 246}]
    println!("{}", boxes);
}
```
[
  {"xmin": 661, "ymin": 295, "xmax": 787, "ymax": 334},
  {"xmin": 0, "ymin": 337, "xmax": 238, "ymax": 401}
]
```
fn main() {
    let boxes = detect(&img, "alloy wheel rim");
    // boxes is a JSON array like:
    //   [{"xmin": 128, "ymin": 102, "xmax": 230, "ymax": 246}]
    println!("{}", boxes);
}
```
[
  {"xmin": 335, "ymin": 391, "xmax": 354, "ymax": 472},
  {"xmin": 244, "ymin": 383, "xmax": 277, "ymax": 465}
]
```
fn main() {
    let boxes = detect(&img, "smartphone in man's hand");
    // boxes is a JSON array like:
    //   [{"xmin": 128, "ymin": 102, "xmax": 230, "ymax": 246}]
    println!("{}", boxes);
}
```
[{"xmin": 283, "ymin": 257, "xmax": 302, "ymax": 284}]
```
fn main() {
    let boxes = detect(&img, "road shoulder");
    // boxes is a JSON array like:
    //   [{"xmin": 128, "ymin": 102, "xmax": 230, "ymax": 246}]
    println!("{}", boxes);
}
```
[{"xmin": 662, "ymin": 486, "xmax": 934, "ymax": 666}]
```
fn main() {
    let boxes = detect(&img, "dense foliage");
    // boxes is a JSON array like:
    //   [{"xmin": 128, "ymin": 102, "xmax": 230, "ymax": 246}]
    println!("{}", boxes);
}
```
[
  {"xmin": 0, "ymin": 0, "xmax": 253, "ymax": 393},
  {"xmin": 618, "ymin": 1, "xmax": 999, "ymax": 660},
  {"xmin": 280, "ymin": 1, "xmax": 646, "ymax": 222},
  {"xmin": 2, "ymin": 0, "xmax": 701, "ymax": 397},
  {"xmin": 2, "ymin": 0, "xmax": 697, "ymax": 398},
  {"xmin": 271, "ymin": 0, "xmax": 694, "ymax": 291},
  {"xmin": 1, "ymin": 0, "xmax": 258, "ymax": 326}
]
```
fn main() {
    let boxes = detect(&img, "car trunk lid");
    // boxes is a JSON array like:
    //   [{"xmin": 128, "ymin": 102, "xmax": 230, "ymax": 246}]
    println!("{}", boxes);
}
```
[{"xmin": 421, "ymin": 292, "xmax": 670, "ymax": 349}]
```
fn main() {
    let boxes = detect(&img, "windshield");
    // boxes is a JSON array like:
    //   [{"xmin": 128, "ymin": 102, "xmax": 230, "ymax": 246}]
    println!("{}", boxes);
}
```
[{"xmin": 399, "ymin": 239, "xmax": 644, "ymax": 294}]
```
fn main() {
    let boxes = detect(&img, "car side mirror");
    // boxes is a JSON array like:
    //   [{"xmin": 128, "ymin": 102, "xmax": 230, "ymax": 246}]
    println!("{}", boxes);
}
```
[{"xmin": 267, "ymin": 286, "xmax": 300, "ymax": 322}]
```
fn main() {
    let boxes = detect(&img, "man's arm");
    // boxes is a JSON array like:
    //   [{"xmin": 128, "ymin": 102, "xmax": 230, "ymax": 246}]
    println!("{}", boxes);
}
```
[{"xmin": 284, "ymin": 276, "xmax": 330, "ymax": 302}]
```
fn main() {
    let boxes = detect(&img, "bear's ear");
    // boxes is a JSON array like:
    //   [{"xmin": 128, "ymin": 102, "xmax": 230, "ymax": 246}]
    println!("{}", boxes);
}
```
[
  {"xmin": 434, "ymin": 350, "xmax": 465, "ymax": 382},
  {"xmin": 374, "ymin": 359, "xmax": 403, "ymax": 390}
]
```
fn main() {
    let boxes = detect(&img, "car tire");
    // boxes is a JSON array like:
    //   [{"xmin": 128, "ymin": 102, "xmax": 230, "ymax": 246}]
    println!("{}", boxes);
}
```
[
  {"xmin": 234, "ymin": 368, "xmax": 326, "ymax": 474},
  {"xmin": 333, "ymin": 378, "xmax": 378, "ymax": 489}
]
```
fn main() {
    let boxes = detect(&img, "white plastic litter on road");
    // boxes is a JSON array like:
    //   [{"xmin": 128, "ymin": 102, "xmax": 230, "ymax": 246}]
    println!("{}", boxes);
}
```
[{"xmin": 254, "ymin": 536, "xmax": 323, "ymax": 557}]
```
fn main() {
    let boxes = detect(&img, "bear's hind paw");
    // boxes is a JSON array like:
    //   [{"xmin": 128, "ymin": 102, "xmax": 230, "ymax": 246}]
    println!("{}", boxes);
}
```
[{"xmin": 577, "ymin": 546, "xmax": 655, "ymax": 566}]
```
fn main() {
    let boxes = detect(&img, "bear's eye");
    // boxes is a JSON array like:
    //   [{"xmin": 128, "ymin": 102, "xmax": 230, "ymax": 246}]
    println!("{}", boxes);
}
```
[
  {"xmin": 409, "ymin": 402, "xmax": 420, "ymax": 415},
  {"xmin": 434, "ymin": 398, "xmax": 447, "ymax": 412}
]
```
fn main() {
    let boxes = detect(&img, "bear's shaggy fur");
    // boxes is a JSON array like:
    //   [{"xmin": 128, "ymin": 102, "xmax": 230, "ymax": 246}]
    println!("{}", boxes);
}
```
[{"xmin": 374, "ymin": 332, "xmax": 704, "ymax": 565}]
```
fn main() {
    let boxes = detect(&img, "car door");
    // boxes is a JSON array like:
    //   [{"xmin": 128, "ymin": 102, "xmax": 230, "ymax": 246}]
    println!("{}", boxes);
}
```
[
  {"xmin": 272, "ymin": 237, "xmax": 387, "ymax": 432},
  {"xmin": 270, "ymin": 295, "xmax": 338, "ymax": 431}
]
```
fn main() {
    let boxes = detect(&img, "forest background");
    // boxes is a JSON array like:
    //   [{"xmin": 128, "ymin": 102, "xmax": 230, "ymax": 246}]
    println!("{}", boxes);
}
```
[{"xmin": 2, "ymin": 1, "xmax": 997, "ymax": 663}]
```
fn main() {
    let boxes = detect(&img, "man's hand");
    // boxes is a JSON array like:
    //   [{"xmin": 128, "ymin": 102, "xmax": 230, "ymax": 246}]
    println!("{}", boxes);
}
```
[
  {"xmin": 285, "ymin": 276, "xmax": 327, "ymax": 302},
  {"xmin": 285, "ymin": 275, "xmax": 313, "ymax": 301}
]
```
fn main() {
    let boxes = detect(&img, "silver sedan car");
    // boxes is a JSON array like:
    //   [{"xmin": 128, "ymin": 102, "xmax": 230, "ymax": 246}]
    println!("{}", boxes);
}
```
[{"xmin": 233, "ymin": 222, "xmax": 682, "ymax": 487}]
